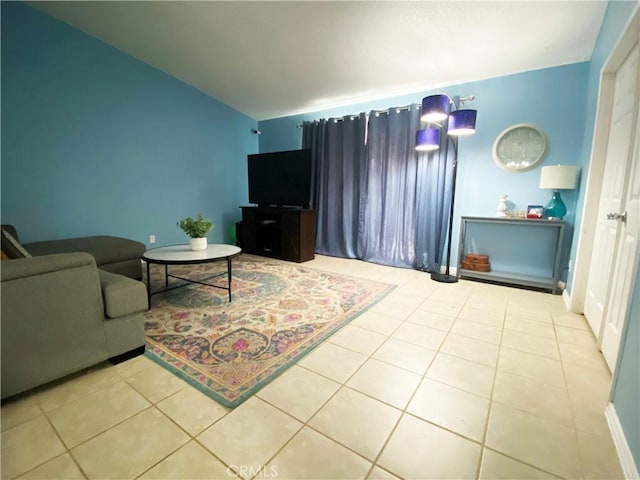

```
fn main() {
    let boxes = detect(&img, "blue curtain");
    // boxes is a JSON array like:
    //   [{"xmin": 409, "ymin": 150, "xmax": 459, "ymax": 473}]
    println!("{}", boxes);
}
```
[
  {"xmin": 302, "ymin": 106, "xmax": 452, "ymax": 271},
  {"xmin": 414, "ymin": 132, "xmax": 455, "ymax": 272},
  {"xmin": 360, "ymin": 106, "xmax": 422, "ymax": 268},
  {"xmin": 302, "ymin": 114, "xmax": 367, "ymax": 258}
]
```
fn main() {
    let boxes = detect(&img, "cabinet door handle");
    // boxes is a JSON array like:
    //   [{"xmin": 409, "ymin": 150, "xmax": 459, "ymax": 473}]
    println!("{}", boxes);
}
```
[{"xmin": 606, "ymin": 211, "xmax": 628, "ymax": 223}]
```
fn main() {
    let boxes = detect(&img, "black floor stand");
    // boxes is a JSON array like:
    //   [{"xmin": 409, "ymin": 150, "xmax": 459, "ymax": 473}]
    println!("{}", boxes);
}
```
[
  {"xmin": 431, "ymin": 272, "xmax": 458, "ymax": 283},
  {"xmin": 430, "ymin": 136, "xmax": 459, "ymax": 285}
]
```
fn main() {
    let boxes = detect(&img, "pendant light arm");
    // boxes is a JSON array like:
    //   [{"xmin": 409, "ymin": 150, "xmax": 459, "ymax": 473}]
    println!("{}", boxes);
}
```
[
  {"xmin": 433, "ymin": 91, "xmax": 475, "ymax": 109},
  {"xmin": 444, "ymin": 136, "xmax": 459, "ymax": 276}
]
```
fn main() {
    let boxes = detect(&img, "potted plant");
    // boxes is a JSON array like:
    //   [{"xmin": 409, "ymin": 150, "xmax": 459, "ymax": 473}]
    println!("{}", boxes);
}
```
[{"xmin": 177, "ymin": 214, "xmax": 214, "ymax": 251}]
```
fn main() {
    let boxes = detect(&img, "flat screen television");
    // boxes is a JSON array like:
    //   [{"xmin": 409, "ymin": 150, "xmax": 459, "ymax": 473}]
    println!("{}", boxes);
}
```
[{"xmin": 247, "ymin": 149, "xmax": 312, "ymax": 208}]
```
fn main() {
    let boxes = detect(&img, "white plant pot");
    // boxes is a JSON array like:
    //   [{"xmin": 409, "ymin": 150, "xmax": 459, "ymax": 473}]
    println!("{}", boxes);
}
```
[{"xmin": 190, "ymin": 237, "xmax": 207, "ymax": 251}]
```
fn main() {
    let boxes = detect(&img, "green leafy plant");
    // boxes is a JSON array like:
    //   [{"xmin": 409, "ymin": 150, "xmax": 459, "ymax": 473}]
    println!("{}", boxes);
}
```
[{"xmin": 177, "ymin": 214, "xmax": 214, "ymax": 238}]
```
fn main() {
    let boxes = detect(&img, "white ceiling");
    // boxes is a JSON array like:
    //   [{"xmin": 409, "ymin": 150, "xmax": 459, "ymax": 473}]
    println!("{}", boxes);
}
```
[{"xmin": 28, "ymin": 1, "xmax": 609, "ymax": 121}]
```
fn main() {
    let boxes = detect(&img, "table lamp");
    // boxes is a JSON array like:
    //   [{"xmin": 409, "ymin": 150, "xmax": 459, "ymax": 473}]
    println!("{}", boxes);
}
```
[{"xmin": 539, "ymin": 165, "xmax": 578, "ymax": 219}]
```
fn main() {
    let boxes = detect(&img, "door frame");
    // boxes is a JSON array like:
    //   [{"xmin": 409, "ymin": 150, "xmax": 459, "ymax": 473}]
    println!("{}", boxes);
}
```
[{"xmin": 570, "ymin": 5, "xmax": 639, "ymax": 356}]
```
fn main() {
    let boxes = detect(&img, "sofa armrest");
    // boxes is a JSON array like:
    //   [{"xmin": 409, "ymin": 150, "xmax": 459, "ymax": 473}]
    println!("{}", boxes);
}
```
[
  {"xmin": 98, "ymin": 270, "xmax": 148, "ymax": 318},
  {"xmin": 1, "ymin": 253, "xmax": 110, "ymax": 398}
]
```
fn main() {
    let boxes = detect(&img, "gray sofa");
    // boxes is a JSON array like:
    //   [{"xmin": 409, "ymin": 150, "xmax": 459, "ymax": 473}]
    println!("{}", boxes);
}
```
[
  {"xmin": 2, "ymin": 224, "xmax": 145, "ymax": 280},
  {"xmin": 1, "ymin": 227, "xmax": 148, "ymax": 399}
]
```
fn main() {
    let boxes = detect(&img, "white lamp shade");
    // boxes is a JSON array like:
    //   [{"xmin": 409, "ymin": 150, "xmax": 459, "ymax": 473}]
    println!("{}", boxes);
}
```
[{"xmin": 539, "ymin": 165, "xmax": 578, "ymax": 190}]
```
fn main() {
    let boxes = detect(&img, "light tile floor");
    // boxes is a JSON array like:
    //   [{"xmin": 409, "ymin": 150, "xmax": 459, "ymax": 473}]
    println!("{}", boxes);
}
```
[{"xmin": 1, "ymin": 255, "xmax": 625, "ymax": 479}]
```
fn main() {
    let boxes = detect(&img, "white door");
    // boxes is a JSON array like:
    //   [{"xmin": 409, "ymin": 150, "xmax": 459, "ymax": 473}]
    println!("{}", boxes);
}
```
[
  {"xmin": 601, "ymin": 91, "xmax": 640, "ymax": 371},
  {"xmin": 583, "ymin": 43, "xmax": 639, "ymax": 342}
]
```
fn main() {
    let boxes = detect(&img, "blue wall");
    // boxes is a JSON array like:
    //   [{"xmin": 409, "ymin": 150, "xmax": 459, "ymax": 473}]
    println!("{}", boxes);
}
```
[
  {"xmin": 1, "ymin": 2, "xmax": 258, "ymax": 247},
  {"xmin": 566, "ymin": 0, "xmax": 639, "ymax": 293},
  {"xmin": 613, "ymin": 274, "xmax": 640, "ymax": 468},
  {"xmin": 595, "ymin": 1, "xmax": 640, "ymax": 470},
  {"xmin": 2, "ymin": 0, "xmax": 637, "ymax": 468},
  {"xmin": 259, "ymin": 1, "xmax": 640, "ymax": 467},
  {"xmin": 258, "ymin": 63, "xmax": 589, "ymax": 275},
  {"xmin": 260, "ymin": 4, "xmax": 639, "ymax": 463}
]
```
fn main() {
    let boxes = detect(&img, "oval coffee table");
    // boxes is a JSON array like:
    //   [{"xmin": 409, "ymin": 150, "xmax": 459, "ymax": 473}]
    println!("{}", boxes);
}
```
[{"xmin": 142, "ymin": 244, "xmax": 241, "ymax": 307}]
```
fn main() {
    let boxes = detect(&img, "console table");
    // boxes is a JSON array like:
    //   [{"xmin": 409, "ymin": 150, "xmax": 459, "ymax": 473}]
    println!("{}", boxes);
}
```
[{"xmin": 457, "ymin": 216, "xmax": 565, "ymax": 294}]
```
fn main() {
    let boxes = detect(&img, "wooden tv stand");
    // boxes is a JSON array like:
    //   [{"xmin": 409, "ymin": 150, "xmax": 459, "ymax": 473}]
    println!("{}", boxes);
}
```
[{"xmin": 237, "ymin": 206, "xmax": 316, "ymax": 263}]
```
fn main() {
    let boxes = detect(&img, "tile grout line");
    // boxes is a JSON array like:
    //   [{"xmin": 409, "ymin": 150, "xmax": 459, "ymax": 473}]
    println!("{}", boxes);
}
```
[
  {"xmin": 235, "ymin": 273, "xmax": 417, "ymax": 480},
  {"xmin": 500, "ymin": 292, "xmax": 584, "ymax": 478},
  {"xmin": 17, "ymin": 401, "xmax": 89, "ymax": 480},
  {"xmin": 136, "ymin": 257, "xmax": 405, "ymax": 479},
  {"xmin": 1, "ymin": 258, "xmax": 618, "ymax": 480},
  {"xmin": 365, "ymin": 285, "xmax": 474, "ymax": 479},
  {"xmin": 248, "ymin": 274, "xmax": 434, "ymax": 480},
  {"xmin": 474, "ymin": 292, "xmax": 508, "ymax": 480},
  {"xmin": 1, "ymin": 362, "xmax": 157, "ymax": 479},
  {"xmin": 314, "ymin": 268, "xmax": 425, "ymax": 478},
  {"xmin": 555, "ymin": 309, "xmax": 590, "ymax": 480},
  {"xmin": 483, "ymin": 295, "xmax": 588, "ymax": 479}
]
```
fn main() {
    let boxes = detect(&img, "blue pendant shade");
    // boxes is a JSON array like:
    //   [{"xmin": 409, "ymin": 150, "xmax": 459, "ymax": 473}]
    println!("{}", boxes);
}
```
[
  {"xmin": 421, "ymin": 94, "xmax": 451, "ymax": 122},
  {"xmin": 415, "ymin": 128, "xmax": 440, "ymax": 152},
  {"xmin": 448, "ymin": 109, "xmax": 477, "ymax": 136}
]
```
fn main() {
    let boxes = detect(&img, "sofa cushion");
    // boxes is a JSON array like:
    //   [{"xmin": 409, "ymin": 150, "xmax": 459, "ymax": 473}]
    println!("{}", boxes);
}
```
[
  {"xmin": 98, "ymin": 270, "xmax": 148, "ymax": 318},
  {"xmin": 1, "ymin": 228, "xmax": 31, "ymax": 259},
  {"xmin": 25, "ymin": 236, "xmax": 145, "ymax": 266}
]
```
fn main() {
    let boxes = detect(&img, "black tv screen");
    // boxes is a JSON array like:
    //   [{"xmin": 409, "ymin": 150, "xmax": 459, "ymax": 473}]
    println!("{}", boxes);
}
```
[{"xmin": 248, "ymin": 149, "xmax": 312, "ymax": 208}]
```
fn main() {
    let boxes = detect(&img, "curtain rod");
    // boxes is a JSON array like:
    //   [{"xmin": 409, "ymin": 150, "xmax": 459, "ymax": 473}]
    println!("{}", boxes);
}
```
[
  {"xmin": 297, "ymin": 115, "xmax": 360, "ymax": 128},
  {"xmin": 296, "ymin": 104, "xmax": 418, "ymax": 128},
  {"xmin": 371, "ymin": 104, "xmax": 417, "ymax": 117}
]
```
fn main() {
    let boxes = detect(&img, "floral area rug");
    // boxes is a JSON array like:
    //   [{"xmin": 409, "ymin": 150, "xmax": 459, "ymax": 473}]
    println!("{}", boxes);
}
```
[{"xmin": 143, "ymin": 254, "xmax": 394, "ymax": 407}]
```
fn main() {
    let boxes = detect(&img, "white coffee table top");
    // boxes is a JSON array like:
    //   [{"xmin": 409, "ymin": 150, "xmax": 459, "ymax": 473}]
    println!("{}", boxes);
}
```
[{"xmin": 142, "ymin": 244, "xmax": 242, "ymax": 264}]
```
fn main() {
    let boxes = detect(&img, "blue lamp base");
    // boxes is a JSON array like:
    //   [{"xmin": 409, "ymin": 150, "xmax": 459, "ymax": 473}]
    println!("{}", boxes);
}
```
[{"xmin": 544, "ymin": 191, "xmax": 567, "ymax": 220}]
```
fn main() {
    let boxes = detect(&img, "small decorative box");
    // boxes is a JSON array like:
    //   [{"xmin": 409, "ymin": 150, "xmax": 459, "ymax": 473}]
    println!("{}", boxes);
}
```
[
  {"xmin": 462, "ymin": 254, "xmax": 491, "ymax": 272},
  {"xmin": 527, "ymin": 205, "xmax": 544, "ymax": 219}
]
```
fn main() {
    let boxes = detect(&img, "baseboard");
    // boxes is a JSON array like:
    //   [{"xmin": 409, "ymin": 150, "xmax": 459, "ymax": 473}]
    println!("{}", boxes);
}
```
[
  {"xmin": 562, "ymin": 288, "xmax": 571, "ymax": 311},
  {"xmin": 439, "ymin": 266, "xmax": 458, "ymax": 275},
  {"xmin": 605, "ymin": 403, "xmax": 640, "ymax": 479}
]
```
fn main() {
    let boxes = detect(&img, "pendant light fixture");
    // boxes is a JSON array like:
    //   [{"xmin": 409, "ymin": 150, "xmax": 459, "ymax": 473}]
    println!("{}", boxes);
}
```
[{"xmin": 415, "ymin": 93, "xmax": 478, "ymax": 283}]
